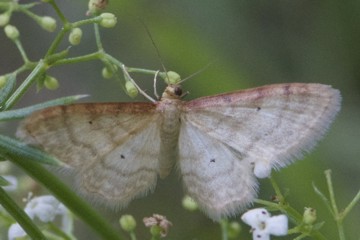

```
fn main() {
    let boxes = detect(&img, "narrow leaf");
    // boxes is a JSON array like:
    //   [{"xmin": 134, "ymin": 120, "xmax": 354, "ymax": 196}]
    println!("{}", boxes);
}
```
[
  {"xmin": 0, "ymin": 175, "xmax": 10, "ymax": 186},
  {"xmin": 0, "ymin": 94, "xmax": 88, "ymax": 121},
  {"xmin": 0, "ymin": 134, "xmax": 62, "ymax": 166},
  {"xmin": 0, "ymin": 73, "xmax": 16, "ymax": 105},
  {"xmin": 0, "ymin": 187, "xmax": 47, "ymax": 240}
]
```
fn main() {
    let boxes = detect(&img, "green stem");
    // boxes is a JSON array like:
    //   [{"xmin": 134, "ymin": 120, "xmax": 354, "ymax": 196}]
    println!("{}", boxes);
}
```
[
  {"xmin": 220, "ymin": 219, "xmax": 228, "ymax": 240},
  {"xmin": 129, "ymin": 232, "xmax": 137, "ymax": 240},
  {"xmin": 14, "ymin": 39, "xmax": 30, "ymax": 63},
  {"xmin": 94, "ymin": 22, "xmax": 103, "ymax": 50},
  {"xmin": 47, "ymin": 0, "xmax": 68, "ymax": 24},
  {"xmin": 342, "ymin": 189, "xmax": 360, "ymax": 219},
  {"xmin": 52, "ymin": 52, "xmax": 102, "ymax": 66},
  {"xmin": 4, "ymin": 60, "xmax": 46, "ymax": 110},
  {"xmin": 45, "ymin": 27, "xmax": 68, "ymax": 57},
  {"xmin": 0, "ymin": 187, "xmax": 47, "ymax": 239},
  {"xmin": 325, "ymin": 170, "xmax": 346, "ymax": 240}
]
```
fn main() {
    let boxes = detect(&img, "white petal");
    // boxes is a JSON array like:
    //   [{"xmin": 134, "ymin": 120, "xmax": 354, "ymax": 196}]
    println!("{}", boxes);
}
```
[
  {"xmin": 24, "ymin": 195, "xmax": 61, "ymax": 222},
  {"xmin": 8, "ymin": 223, "xmax": 26, "ymax": 240},
  {"xmin": 266, "ymin": 215, "xmax": 288, "ymax": 236},
  {"xmin": 252, "ymin": 229, "xmax": 270, "ymax": 240},
  {"xmin": 241, "ymin": 208, "xmax": 270, "ymax": 227}
]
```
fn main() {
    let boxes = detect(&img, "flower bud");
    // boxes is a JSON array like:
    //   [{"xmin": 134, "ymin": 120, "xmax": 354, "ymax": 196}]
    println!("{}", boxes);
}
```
[
  {"xmin": 182, "ymin": 195, "xmax": 198, "ymax": 211},
  {"xmin": 143, "ymin": 214, "xmax": 172, "ymax": 238},
  {"xmin": 119, "ymin": 215, "xmax": 136, "ymax": 232},
  {"xmin": 44, "ymin": 75, "xmax": 59, "ymax": 90},
  {"xmin": 150, "ymin": 225, "xmax": 162, "ymax": 238},
  {"xmin": 87, "ymin": 0, "xmax": 109, "ymax": 15},
  {"xmin": 160, "ymin": 71, "xmax": 181, "ymax": 84},
  {"xmin": 40, "ymin": 16, "xmax": 57, "ymax": 32},
  {"xmin": 102, "ymin": 67, "xmax": 112, "ymax": 79},
  {"xmin": 68, "ymin": 28, "xmax": 82, "ymax": 45},
  {"xmin": 99, "ymin": 13, "xmax": 117, "ymax": 28},
  {"xmin": 4, "ymin": 25, "xmax": 19, "ymax": 40},
  {"xmin": 0, "ymin": 12, "xmax": 10, "ymax": 27},
  {"xmin": 125, "ymin": 81, "xmax": 138, "ymax": 98},
  {"xmin": 102, "ymin": 65, "xmax": 117, "ymax": 79},
  {"xmin": 303, "ymin": 207, "xmax": 316, "ymax": 224},
  {"xmin": 227, "ymin": 222, "xmax": 241, "ymax": 239}
]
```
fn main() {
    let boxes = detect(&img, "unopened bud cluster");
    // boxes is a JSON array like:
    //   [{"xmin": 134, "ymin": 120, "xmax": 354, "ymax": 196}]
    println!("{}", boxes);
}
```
[
  {"xmin": 160, "ymin": 71, "xmax": 181, "ymax": 84},
  {"xmin": 99, "ymin": 13, "xmax": 117, "ymax": 28}
]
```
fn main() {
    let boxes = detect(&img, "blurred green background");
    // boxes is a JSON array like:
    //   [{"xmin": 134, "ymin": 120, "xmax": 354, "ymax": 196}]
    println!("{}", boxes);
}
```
[{"xmin": 0, "ymin": 0, "xmax": 359, "ymax": 239}]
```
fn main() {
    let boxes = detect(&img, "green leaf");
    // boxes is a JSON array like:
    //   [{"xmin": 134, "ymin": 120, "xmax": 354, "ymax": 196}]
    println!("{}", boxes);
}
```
[
  {"xmin": 0, "ymin": 187, "xmax": 47, "ymax": 240},
  {"xmin": 0, "ymin": 175, "xmax": 10, "ymax": 186},
  {"xmin": 0, "ymin": 134, "xmax": 62, "ymax": 166},
  {"xmin": 0, "ymin": 94, "xmax": 88, "ymax": 121},
  {"xmin": 0, "ymin": 73, "xmax": 16, "ymax": 106}
]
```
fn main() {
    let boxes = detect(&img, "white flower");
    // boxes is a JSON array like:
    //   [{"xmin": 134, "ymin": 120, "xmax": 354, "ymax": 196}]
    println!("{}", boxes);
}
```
[
  {"xmin": 8, "ymin": 195, "xmax": 71, "ymax": 239},
  {"xmin": 241, "ymin": 208, "xmax": 288, "ymax": 240},
  {"xmin": 24, "ymin": 195, "xmax": 65, "ymax": 222},
  {"xmin": 8, "ymin": 223, "xmax": 26, "ymax": 240}
]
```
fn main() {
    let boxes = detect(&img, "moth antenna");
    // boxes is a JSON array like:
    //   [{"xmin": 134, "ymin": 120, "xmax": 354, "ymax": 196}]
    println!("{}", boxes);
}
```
[
  {"xmin": 139, "ymin": 19, "xmax": 174, "ymax": 91},
  {"xmin": 178, "ymin": 61, "xmax": 214, "ymax": 84},
  {"xmin": 140, "ymin": 20, "xmax": 168, "ymax": 74}
]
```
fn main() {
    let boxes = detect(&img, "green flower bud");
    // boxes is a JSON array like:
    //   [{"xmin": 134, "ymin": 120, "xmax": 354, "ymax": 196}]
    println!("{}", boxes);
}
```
[
  {"xmin": 102, "ymin": 64, "xmax": 117, "ymax": 79},
  {"xmin": 4, "ymin": 25, "xmax": 19, "ymax": 40},
  {"xmin": 102, "ymin": 67, "xmax": 112, "ymax": 79},
  {"xmin": 0, "ymin": 12, "xmax": 10, "ymax": 27},
  {"xmin": 125, "ymin": 81, "xmax": 139, "ymax": 98},
  {"xmin": 182, "ymin": 195, "xmax": 198, "ymax": 211},
  {"xmin": 44, "ymin": 75, "xmax": 59, "ymax": 90},
  {"xmin": 119, "ymin": 215, "xmax": 136, "ymax": 232},
  {"xmin": 87, "ymin": 0, "xmax": 109, "ymax": 15},
  {"xmin": 227, "ymin": 222, "xmax": 241, "ymax": 239},
  {"xmin": 68, "ymin": 28, "xmax": 82, "ymax": 45},
  {"xmin": 160, "ymin": 71, "xmax": 181, "ymax": 84},
  {"xmin": 303, "ymin": 207, "xmax": 316, "ymax": 224},
  {"xmin": 150, "ymin": 225, "xmax": 162, "ymax": 237},
  {"xmin": 40, "ymin": 16, "xmax": 57, "ymax": 32},
  {"xmin": 0, "ymin": 75, "xmax": 7, "ymax": 89},
  {"xmin": 99, "ymin": 13, "xmax": 117, "ymax": 28}
]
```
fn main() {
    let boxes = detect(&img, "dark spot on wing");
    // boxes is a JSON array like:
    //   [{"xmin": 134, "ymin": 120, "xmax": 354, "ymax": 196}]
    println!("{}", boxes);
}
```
[
  {"xmin": 120, "ymin": 154, "xmax": 125, "ymax": 159},
  {"xmin": 88, "ymin": 120, "xmax": 93, "ymax": 124},
  {"xmin": 210, "ymin": 158, "xmax": 215, "ymax": 163},
  {"xmin": 256, "ymin": 107, "xmax": 261, "ymax": 111}
]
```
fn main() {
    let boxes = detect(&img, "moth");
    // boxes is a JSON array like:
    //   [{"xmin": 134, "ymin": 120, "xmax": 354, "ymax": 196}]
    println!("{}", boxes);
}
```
[{"xmin": 16, "ymin": 82, "xmax": 341, "ymax": 220}]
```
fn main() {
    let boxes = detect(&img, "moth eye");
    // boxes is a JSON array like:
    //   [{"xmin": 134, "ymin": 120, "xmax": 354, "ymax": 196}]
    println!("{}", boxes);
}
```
[{"xmin": 174, "ymin": 86, "xmax": 182, "ymax": 96}]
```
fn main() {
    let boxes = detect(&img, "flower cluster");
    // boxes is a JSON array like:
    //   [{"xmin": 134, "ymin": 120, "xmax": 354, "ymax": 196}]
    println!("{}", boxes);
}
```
[
  {"xmin": 241, "ymin": 208, "xmax": 288, "ymax": 240},
  {"xmin": 8, "ymin": 195, "xmax": 71, "ymax": 240},
  {"xmin": 143, "ymin": 214, "xmax": 173, "ymax": 238}
]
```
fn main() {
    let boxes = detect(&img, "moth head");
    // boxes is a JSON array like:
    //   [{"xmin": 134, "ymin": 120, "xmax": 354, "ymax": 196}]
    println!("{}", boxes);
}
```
[{"xmin": 162, "ymin": 84, "xmax": 183, "ymax": 100}]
